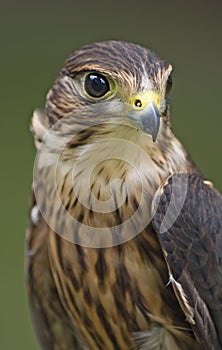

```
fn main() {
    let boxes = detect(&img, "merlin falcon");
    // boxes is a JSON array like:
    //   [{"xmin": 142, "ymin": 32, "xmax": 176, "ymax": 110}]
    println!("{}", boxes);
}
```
[{"xmin": 26, "ymin": 41, "xmax": 222, "ymax": 350}]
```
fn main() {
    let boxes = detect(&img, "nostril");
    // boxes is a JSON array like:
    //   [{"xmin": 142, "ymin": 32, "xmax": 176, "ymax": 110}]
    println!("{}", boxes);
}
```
[{"xmin": 134, "ymin": 99, "xmax": 142, "ymax": 108}]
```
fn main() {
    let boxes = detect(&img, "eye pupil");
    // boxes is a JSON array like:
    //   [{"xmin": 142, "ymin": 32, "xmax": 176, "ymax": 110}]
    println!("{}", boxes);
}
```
[{"xmin": 85, "ymin": 73, "xmax": 110, "ymax": 98}]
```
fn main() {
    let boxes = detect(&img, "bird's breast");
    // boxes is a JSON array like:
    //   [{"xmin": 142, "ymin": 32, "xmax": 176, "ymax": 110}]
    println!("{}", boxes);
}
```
[
  {"xmin": 32, "ymin": 132, "xmax": 199, "ymax": 349},
  {"xmin": 35, "ymin": 133, "xmax": 187, "ymax": 247}
]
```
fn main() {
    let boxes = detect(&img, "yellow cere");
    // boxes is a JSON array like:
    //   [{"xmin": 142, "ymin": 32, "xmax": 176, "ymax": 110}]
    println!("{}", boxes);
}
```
[{"xmin": 131, "ymin": 91, "xmax": 161, "ymax": 111}]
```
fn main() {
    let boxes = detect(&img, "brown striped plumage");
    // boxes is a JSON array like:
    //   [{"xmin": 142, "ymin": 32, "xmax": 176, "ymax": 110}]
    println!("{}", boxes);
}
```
[{"xmin": 26, "ymin": 41, "xmax": 205, "ymax": 349}]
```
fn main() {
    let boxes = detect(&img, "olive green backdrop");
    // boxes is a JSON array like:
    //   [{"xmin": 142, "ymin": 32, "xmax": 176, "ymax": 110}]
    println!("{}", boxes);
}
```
[{"xmin": 1, "ymin": 0, "xmax": 221, "ymax": 349}]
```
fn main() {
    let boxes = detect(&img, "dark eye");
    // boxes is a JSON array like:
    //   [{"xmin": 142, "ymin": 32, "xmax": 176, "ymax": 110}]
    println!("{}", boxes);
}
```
[
  {"xmin": 84, "ymin": 73, "xmax": 110, "ymax": 98},
  {"xmin": 166, "ymin": 75, "xmax": 173, "ymax": 93}
]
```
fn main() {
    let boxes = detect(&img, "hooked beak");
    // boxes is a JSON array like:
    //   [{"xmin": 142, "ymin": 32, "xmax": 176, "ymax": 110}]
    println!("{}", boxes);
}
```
[
  {"xmin": 138, "ymin": 102, "xmax": 160, "ymax": 141},
  {"xmin": 127, "ymin": 92, "xmax": 161, "ymax": 142}
]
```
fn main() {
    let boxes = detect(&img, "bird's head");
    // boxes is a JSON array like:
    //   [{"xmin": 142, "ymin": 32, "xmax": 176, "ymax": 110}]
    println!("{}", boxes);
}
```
[{"xmin": 45, "ymin": 41, "xmax": 173, "ymax": 144}]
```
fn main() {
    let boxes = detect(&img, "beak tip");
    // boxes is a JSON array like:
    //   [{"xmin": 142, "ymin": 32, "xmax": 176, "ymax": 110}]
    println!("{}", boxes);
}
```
[{"xmin": 152, "ymin": 125, "xmax": 160, "ymax": 142}]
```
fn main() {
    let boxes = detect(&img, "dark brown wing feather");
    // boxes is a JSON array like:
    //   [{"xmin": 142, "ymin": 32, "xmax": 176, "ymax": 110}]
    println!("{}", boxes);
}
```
[{"xmin": 152, "ymin": 173, "xmax": 222, "ymax": 349}]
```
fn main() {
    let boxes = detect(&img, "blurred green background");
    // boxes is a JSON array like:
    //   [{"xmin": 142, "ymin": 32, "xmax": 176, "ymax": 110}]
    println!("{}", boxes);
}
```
[{"xmin": 1, "ymin": 0, "xmax": 221, "ymax": 349}]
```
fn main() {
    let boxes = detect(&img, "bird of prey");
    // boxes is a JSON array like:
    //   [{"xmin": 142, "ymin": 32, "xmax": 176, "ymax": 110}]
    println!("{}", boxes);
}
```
[{"xmin": 26, "ymin": 41, "xmax": 222, "ymax": 350}]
